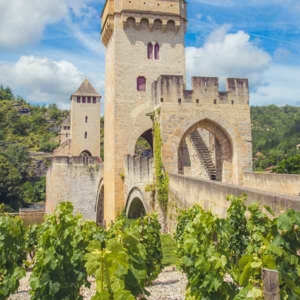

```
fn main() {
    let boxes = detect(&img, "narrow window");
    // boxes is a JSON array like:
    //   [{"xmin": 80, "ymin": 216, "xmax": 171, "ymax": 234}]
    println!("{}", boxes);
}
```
[
  {"xmin": 147, "ymin": 43, "xmax": 153, "ymax": 59},
  {"xmin": 66, "ymin": 133, "xmax": 68, "ymax": 138},
  {"xmin": 137, "ymin": 76, "xmax": 146, "ymax": 91},
  {"xmin": 87, "ymin": 97, "xmax": 91, "ymax": 103},
  {"xmin": 196, "ymin": 99, "xmax": 199, "ymax": 104},
  {"xmin": 93, "ymin": 97, "xmax": 96, "ymax": 103},
  {"xmin": 82, "ymin": 97, "xmax": 86, "ymax": 103},
  {"xmin": 154, "ymin": 43, "xmax": 160, "ymax": 60},
  {"xmin": 231, "ymin": 100, "xmax": 234, "ymax": 105},
  {"xmin": 178, "ymin": 98, "xmax": 181, "ymax": 104},
  {"xmin": 214, "ymin": 99, "xmax": 217, "ymax": 104},
  {"xmin": 160, "ymin": 98, "xmax": 163, "ymax": 102},
  {"xmin": 85, "ymin": 132, "xmax": 87, "ymax": 139},
  {"xmin": 85, "ymin": 116, "xmax": 88, "ymax": 123},
  {"xmin": 77, "ymin": 96, "xmax": 80, "ymax": 103}
]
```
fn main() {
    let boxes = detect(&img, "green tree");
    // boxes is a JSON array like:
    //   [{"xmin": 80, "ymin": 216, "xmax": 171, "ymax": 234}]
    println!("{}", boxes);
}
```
[
  {"xmin": 0, "ymin": 155, "xmax": 21, "ymax": 208},
  {"xmin": 0, "ymin": 85, "xmax": 14, "ymax": 101},
  {"xmin": 4, "ymin": 144, "xmax": 30, "ymax": 176},
  {"xmin": 22, "ymin": 177, "xmax": 46, "ymax": 203},
  {"xmin": 275, "ymin": 155, "xmax": 300, "ymax": 174},
  {"xmin": 47, "ymin": 104, "xmax": 60, "ymax": 120}
]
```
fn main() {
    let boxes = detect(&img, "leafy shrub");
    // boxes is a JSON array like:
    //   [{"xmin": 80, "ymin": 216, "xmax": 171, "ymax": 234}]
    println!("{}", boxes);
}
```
[{"xmin": 0, "ymin": 215, "xmax": 26, "ymax": 300}]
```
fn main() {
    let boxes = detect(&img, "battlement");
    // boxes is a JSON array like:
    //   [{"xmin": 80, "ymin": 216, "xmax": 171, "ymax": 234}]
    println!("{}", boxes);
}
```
[
  {"xmin": 101, "ymin": 0, "xmax": 187, "ymax": 46},
  {"xmin": 152, "ymin": 75, "xmax": 249, "ymax": 106},
  {"xmin": 124, "ymin": 155, "xmax": 153, "ymax": 182},
  {"xmin": 51, "ymin": 156, "xmax": 102, "ymax": 165}
]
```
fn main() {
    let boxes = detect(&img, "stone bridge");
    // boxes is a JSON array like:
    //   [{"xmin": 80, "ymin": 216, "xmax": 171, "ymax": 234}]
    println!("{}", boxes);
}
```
[{"xmin": 120, "ymin": 154, "xmax": 300, "ymax": 229}]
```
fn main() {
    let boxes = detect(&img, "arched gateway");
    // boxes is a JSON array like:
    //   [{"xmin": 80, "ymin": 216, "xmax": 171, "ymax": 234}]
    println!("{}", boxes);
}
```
[{"xmin": 178, "ymin": 119, "xmax": 233, "ymax": 181}]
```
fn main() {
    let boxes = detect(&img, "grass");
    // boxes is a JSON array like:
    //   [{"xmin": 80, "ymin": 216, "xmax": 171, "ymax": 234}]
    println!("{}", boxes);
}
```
[{"xmin": 161, "ymin": 234, "xmax": 178, "ymax": 266}]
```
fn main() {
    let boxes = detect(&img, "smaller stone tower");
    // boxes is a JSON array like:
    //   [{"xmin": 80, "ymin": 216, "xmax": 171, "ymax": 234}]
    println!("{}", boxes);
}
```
[
  {"xmin": 70, "ymin": 79, "xmax": 101, "ymax": 157},
  {"xmin": 46, "ymin": 79, "xmax": 103, "ymax": 219}
]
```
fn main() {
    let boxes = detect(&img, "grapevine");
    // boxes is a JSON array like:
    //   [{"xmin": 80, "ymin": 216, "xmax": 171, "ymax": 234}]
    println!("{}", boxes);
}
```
[
  {"xmin": 29, "ymin": 202, "xmax": 95, "ymax": 300},
  {"xmin": 85, "ymin": 212, "xmax": 163, "ymax": 299},
  {"xmin": 0, "ymin": 214, "xmax": 26, "ymax": 300},
  {"xmin": 175, "ymin": 196, "xmax": 300, "ymax": 299}
]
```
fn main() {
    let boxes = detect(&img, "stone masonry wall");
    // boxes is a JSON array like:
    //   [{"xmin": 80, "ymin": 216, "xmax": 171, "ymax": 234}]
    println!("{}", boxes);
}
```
[
  {"xmin": 243, "ymin": 172, "xmax": 300, "ymax": 197},
  {"xmin": 46, "ymin": 158, "xmax": 103, "ymax": 220},
  {"xmin": 168, "ymin": 174, "xmax": 300, "ymax": 225}
]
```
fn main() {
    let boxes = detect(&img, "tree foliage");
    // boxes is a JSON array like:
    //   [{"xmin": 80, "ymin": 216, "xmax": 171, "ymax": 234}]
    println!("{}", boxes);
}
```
[
  {"xmin": 251, "ymin": 105, "xmax": 300, "ymax": 172},
  {"xmin": 0, "ymin": 155, "xmax": 22, "ymax": 209},
  {"xmin": 275, "ymin": 154, "xmax": 300, "ymax": 174},
  {"xmin": 0, "ymin": 86, "xmax": 67, "ymax": 210}
]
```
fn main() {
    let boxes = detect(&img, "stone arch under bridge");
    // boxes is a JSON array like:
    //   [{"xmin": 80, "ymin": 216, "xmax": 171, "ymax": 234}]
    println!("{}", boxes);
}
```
[{"xmin": 125, "ymin": 187, "xmax": 148, "ymax": 219}]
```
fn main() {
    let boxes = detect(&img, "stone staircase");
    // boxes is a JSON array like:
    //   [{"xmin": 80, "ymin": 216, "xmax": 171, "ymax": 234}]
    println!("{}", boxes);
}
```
[{"xmin": 189, "ymin": 130, "xmax": 217, "ymax": 180}]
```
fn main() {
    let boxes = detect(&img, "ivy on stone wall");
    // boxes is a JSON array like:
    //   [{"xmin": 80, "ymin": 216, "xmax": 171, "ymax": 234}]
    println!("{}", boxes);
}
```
[{"xmin": 153, "ymin": 118, "xmax": 169, "ymax": 214}]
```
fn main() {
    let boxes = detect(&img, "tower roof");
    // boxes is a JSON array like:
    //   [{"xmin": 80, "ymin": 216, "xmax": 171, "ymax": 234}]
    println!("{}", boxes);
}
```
[
  {"xmin": 61, "ymin": 114, "xmax": 70, "ymax": 127},
  {"xmin": 71, "ymin": 79, "xmax": 101, "ymax": 98}
]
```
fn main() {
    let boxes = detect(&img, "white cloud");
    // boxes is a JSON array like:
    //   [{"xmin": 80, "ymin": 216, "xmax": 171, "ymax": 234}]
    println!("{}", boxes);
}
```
[
  {"xmin": 186, "ymin": 25, "xmax": 272, "ymax": 89},
  {"xmin": 0, "ymin": 55, "xmax": 103, "ymax": 108},
  {"xmin": 251, "ymin": 64, "xmax": 300, "ymax": 106},
  {"xmin": 0, "ymin": 0, "xmax": 97, "ymax": 48},
  {"xmin": 186, "ymin": 25, "xmax": 300, "ymax": 106}
]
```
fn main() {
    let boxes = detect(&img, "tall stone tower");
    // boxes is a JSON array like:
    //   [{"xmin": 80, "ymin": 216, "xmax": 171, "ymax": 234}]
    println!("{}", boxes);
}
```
[
  {"xmin": 70, "ymin": 79, "xmax": 101, "ymax": 157},
  {"xmin": 101, "ymin": 0, "xmax": 187, "ymax": 222}
]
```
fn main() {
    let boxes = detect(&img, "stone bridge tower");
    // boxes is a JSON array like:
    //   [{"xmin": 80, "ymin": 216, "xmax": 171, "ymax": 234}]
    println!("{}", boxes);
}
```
[{"xmin": 101, "ymin": 0, "xmax": 187, "ymax": 222}]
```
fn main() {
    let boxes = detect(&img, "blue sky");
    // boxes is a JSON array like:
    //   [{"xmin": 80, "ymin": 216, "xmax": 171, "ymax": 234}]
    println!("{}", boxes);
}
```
[{"xmin": 0, "ymin": 0, "xmax": 300, "ymax": 109}]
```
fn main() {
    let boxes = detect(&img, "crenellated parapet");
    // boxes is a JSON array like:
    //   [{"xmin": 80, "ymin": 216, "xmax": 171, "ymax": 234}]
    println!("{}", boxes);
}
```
[
  {"xmin": 51, "ymin": 156, "xmax": 102, "ymax": 165},
  {"xmin": 101, "ymin": 0, "xmax": 187, "ymax": 46},
  {"xmin": 152, "ymin": 75, "xmax": 249, "ymax": 106}
]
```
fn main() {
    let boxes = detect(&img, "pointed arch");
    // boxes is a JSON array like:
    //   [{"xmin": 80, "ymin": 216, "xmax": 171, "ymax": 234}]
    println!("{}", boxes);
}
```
[
  {"xmin": 126, "ymin": 187, "xmax": 147, "ymax": 219},
  {"xmin": 154, "ymin": 43, "xmax": 160, "ymax": 60},
  {"xmin": 147, "ymin": 43, "xmax": 153, "ymax": 59}
]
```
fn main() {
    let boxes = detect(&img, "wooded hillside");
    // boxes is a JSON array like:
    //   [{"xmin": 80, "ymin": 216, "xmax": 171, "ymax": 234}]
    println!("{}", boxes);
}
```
[
  {"xmin": 252, "ymin": 105, "xmax": 300, "ymax": 172},
  {"xmin": 0, "ymin": 85, "xmax": 67, "ymax": 210}
]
